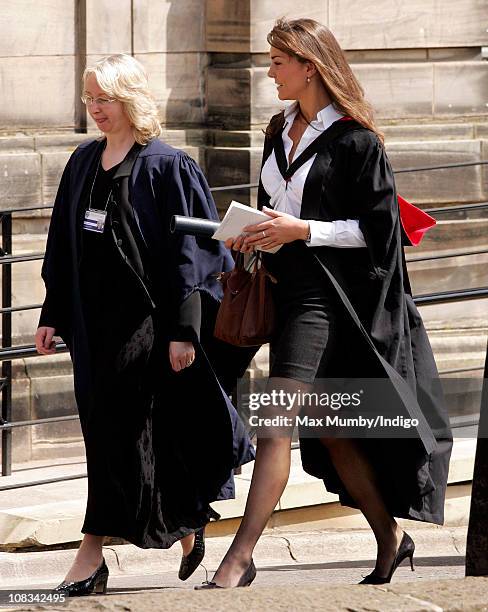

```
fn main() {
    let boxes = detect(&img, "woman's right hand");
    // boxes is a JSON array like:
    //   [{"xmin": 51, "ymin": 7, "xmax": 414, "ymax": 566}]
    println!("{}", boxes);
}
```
[
  {"xmin": 35, "ymin": 326, "xmax": 57, "ymax": 355},
  {"xmin": 224, "ymin": 235, "xmax": 254, "ymax": 253}
]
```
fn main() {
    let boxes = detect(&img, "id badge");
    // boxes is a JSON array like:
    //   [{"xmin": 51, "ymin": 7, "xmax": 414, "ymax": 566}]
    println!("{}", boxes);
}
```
[{"xmin": 83, "ymin": 209, "xmax": 107, "ymax": 233}]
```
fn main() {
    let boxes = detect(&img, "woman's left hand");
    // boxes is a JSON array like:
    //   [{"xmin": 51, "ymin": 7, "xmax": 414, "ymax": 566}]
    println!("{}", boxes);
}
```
[
  {"xmin": 242, "ymin": 206, "xmax": 309, "ymax": 251},
  {"xmin": 169, "ymin": 341, "xmax": 195, "ymax": 372}
]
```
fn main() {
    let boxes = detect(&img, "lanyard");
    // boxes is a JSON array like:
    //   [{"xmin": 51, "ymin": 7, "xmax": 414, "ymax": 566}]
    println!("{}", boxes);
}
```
[
  {"xmin": 83, "ymin": 156, "xmax": 113, "ymax": 233},
  {"xmin": 88, "ymin": 156, "xmax": 113, "ymax": 212}
]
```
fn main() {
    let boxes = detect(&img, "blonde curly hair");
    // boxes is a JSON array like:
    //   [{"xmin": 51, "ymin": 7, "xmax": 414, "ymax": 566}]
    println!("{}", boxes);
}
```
[{"xmin": 83, "ymin": 54, "xmax": 162, "ymax": 144}]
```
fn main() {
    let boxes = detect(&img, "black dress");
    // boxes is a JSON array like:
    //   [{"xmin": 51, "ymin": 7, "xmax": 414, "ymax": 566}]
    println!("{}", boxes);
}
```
[
  {"xmin": 77, "ymin": 156, "xmax": 169, "ymax": 540},
  {"xmin": 70, "ymin": 148, "xmax": 225, "ymax": 547},
  {"xmin": 264, "ymin": 241, "xmax": 341, "ymax": 384}
]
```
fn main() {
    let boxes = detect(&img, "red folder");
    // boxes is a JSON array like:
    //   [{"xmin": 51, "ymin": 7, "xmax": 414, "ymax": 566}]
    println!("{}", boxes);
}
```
[{"xmin": 397, "ymin": 194, "xmax": 436, "ymax": 246}]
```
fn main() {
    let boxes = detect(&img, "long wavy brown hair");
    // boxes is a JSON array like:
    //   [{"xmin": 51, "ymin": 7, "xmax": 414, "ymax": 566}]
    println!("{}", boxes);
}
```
[{"xmin": 266, "ymin": 18, "xmax": 383, "ymax": 143}]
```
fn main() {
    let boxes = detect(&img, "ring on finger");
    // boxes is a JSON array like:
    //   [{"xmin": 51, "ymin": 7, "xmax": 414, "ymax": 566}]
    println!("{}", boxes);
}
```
[{"xmin": 262, "ymin": 230, "xmax": 266, "ymax": 239}]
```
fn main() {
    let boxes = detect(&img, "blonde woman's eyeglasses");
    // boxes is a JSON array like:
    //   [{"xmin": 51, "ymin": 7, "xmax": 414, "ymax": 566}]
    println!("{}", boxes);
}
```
[{"xmin": 81, "ymin": 95, "xmax": 117, "ymax": 106}]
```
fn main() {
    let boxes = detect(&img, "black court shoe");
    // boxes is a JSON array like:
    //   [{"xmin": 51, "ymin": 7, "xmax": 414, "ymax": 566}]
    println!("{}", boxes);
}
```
[
  {"xmin": 52, "ymin": 558, "xmax": 109, "ymax": 596},
  {"xmin": 359, "ymin": 532, "xmax": 415, "ymax": 585},
  {"xmin": 194, "ymin": 559, "xmax": 256, "ymax": 590},
  {"xmin": 178, "ymin": 527, "xmax": 205, "ymax": 581}
]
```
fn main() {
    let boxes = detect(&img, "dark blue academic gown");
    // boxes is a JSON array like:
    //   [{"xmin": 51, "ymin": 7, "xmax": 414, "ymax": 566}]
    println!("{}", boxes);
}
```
[{"xmin": 39, "ymin": 137, "xmax": 255, "ymax": 548}]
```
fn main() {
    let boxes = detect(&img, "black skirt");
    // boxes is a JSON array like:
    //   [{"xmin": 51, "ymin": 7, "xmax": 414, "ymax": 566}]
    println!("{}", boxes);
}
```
[{"xmin": 263, "ymin": 241, "xmax": 341, "ymax": 384}]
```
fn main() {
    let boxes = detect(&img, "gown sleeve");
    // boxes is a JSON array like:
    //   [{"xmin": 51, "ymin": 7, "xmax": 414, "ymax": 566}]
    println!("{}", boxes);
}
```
[
  {"xmin": 349, "ymin": 133, "xmax": 399, "ymax": 279},
  {"xmin": 38, "ymin": 155, "xmax": 74, "ymax": 337},
  {"xmin": 169, "ymin": 290, "xmax": 202, "ymax": 342},
  {"xmin": 162, "ymin": 152, "xmax": 230, "ymax": 342}
]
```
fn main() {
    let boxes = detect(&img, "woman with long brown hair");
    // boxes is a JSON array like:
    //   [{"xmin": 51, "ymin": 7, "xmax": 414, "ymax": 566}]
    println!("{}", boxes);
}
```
[{"xmin": 196, "ymin": 18, "xmax": 451, "ymax": 588}]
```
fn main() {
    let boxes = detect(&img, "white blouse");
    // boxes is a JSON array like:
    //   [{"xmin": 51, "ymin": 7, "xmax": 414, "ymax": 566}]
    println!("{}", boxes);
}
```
[{"xmin": 261, "ymin": 101, "xmax": 366, "ymax": 248}]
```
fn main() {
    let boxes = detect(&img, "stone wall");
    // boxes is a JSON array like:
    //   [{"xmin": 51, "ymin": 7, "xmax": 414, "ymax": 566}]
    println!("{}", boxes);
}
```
[
  {"xmin": 0, "ymin": 0, "xmax": 487, "ymax": 466},
  {"xmin": 3, "ymin": 1, "xmax": 486, "ymax": 132},
  {"xmin": 206, "ymin": 0, "xmax": 488, "ymax": 127},
  {"xmin": 0, "ymin": 0, "xmax": 208, "ymax": 131}
]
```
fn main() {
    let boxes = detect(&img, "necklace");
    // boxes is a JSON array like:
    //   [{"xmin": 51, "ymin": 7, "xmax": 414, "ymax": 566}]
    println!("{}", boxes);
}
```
[{"xmin": 297, "ymin": 108, "xmax": 321, "ymax": 131}]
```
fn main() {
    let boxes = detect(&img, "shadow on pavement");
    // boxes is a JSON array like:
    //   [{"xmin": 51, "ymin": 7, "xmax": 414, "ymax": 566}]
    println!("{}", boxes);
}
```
[{"xmin": 258, "ymin": 555, "xmax": 465, "ymax": 571}]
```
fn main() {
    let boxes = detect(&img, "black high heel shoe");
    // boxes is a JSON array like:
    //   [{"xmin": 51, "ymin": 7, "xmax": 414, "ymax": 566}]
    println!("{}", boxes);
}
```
[
  {"xmin": 52, "ymin": 558, "xmax": 109, "ymax": 596},
  {"xmin": 359, "ymin": 532, "xmax": 415, "ymax": 585},
  {"xmin": 178, "ymin": 527, "xmax": 205, "ymax": 581},
  {"xmin": 194, "ymin": 559, "xmax": 256, "ymax": 590}
]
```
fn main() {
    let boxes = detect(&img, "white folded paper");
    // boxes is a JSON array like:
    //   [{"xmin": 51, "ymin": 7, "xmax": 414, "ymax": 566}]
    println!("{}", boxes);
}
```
[{"xmin": 212, "ymin": 201, "xmax": 282, "ymax": 253}]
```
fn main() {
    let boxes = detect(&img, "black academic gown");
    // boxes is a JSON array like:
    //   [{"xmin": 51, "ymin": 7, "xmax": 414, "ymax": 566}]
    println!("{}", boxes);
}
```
[
  {"xmin": 258, "ymin": 116, "xmax": 452, "ymax": 525},
  {"xmin": 39, "ymin": 138, "xmax": 255, "ymax": 548}
]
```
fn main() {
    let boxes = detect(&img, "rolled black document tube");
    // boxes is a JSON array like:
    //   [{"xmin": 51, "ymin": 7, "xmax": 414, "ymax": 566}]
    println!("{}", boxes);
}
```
[{"xmin": 170, "ymin": 215, "xmax": 220, "ymax": 237}]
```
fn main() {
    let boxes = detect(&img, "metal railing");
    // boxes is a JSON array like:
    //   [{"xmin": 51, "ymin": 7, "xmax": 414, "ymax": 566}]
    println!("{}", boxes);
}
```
[{"xmin": 0, "ymin": 158, "xmax": 487, "ymax": 487}]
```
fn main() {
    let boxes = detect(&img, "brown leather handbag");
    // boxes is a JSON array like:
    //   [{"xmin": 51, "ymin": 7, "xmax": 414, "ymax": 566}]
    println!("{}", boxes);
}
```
[{"xmin": 214, "ymin": 251, "xmax": 277, "ymax": 346}]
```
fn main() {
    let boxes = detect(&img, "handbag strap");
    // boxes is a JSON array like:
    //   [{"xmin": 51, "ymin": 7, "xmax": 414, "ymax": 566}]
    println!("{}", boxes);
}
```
[
  {"xmin": 234, "ymin": 250, "xmax": 260, "ymax": 272},
  {"xmin": 230, "ymin": 250, "xmax": 276, "ymax": 281}
]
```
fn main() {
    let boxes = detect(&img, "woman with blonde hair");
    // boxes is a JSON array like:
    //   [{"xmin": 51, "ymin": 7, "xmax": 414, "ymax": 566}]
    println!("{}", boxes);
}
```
[
  {"xmin": 197, "ymin": 18, "xmax": 451, "ymax": 588},
  {"xmin": 35, "ymin": 53, "xmax": 254, "ymax": 596}
]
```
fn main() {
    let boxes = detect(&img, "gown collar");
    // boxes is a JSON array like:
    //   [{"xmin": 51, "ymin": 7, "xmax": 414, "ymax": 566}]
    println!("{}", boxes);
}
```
[{"xmin": 283, "ymin": 101, "xmax": 343, "ymax": 129}]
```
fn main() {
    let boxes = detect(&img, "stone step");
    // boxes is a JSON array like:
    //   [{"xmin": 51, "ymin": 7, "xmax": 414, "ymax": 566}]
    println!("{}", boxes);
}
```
[
  {"xmin": 4, "ymin": 229, "xmax": 486, "ymax": 467},
  {"xmin": 7, "ymin": 300, "xmax": 486, "ymax": 463},
  {"xmin": 208, "ymin": 61, "xmax": 488, "ymax": 126},
  {"xmin": 207, "ymin": 0, "xmax": 487, "ymax": 54},
  {"xmin": 1, "ymin": 124, "xmax": 488, "ymax": 211},
  {"xmin": 206, "ymin": 137, "xmax": 488, "ymax": 208}
]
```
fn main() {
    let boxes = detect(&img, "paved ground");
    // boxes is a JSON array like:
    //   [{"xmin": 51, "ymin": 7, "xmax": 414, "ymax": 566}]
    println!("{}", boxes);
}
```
[
  {"xmin": 7, "ymin": 553, "xmax": 466, "ymax": 591},
  {"xmin": 2, "ymin": 525, "xmax": 485, "ymax": 611},
  {"xmin": 2, "ymin": 576, "xmax": 488, "ymax": 612},
  {"xmin": 0, "ymin": 441, "xmax": 483, "ymax": 610}
]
